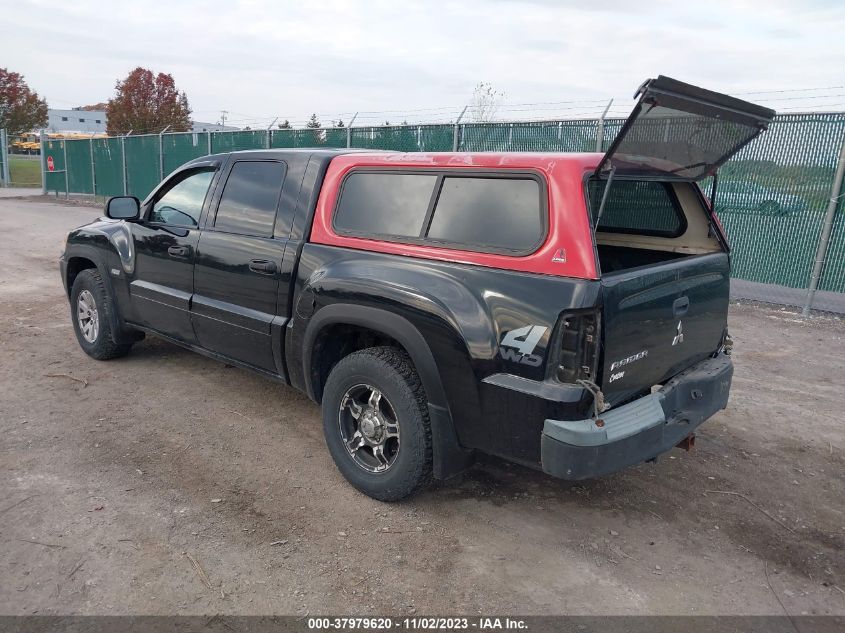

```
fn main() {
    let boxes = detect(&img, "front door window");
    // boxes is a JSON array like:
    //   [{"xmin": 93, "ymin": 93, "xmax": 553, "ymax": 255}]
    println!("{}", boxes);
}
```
[{"xmin": 150, "ymin": 170, "xmax": 215, "ymax": 227}]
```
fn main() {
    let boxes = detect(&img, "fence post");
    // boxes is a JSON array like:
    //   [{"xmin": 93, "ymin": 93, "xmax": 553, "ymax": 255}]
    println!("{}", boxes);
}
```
[
  {"xmin": 803, "ymin": 137, "xmax": 845, "ymax": 316},
  {"xmin": 158, "ymin": 125, "xmax": 171, "ymax": 180},
  {"xmin": 595, "ymin": 99, "xmax": 614, "ymax": 153},
  {"xmin": 346, "ymin": 112, "xmax": 358, "ymax": 148},
  {"xmin": 62, "ymin": 139, "xmax": 69, "ymax": 199},
  {"xmin": 40, "ymin": 131, "xmax": 46, "ymax": 193},
  {"xmin": 453, "ymin": 106, "xmax": 468, "ymax": 152},
  {"xmin": 89, "ymin": 137, "xmax": 96, "ymax": 197},
  {"xmin": 0, "ymin": 129, "xmax": 8, "ymax": 187},
  {"xmin": 266, "ymin": 118, "xmax": 278, "ymax": 149},
  {"xmin": 121, "ymin": 135, "xmax": 127, "ymax": 196}
]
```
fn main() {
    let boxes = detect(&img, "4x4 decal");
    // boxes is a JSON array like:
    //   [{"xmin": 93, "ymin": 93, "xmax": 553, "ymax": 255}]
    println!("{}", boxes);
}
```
[{"xmin": 499, "ymin": 325, "xmax": 547, "ymax": 367}]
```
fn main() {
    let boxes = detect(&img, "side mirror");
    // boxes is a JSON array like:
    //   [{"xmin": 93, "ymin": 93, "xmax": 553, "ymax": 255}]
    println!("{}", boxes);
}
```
[{"xmin": 105, "ymin": 196, "xmax": 140, "ymax": 221}]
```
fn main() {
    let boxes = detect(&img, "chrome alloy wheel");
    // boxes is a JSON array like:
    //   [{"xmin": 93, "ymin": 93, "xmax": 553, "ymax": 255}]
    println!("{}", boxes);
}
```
[
  {"xmin": 76, "ymin": 289, "xmax": 99, "ymax": 343},
  {"xmin": 338, "ymin": 384, "xmax": 400, "ymax": 473}
]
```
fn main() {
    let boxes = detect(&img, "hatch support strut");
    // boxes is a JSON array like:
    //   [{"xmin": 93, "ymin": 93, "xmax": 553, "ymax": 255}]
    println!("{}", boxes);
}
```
[
  {"xmin": 709, "ymin": 171, "xmax": 719, "ymax": 213},
  {"xmin": 593, "ymin": 166, "xmax": 617, "ymax": 231}
]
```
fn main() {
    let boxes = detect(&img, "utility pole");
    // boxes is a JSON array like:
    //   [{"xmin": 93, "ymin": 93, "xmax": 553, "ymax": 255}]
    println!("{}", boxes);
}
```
[{"xmin": 219, "ymin": 111, "xmax": 228, "ymax": 129}]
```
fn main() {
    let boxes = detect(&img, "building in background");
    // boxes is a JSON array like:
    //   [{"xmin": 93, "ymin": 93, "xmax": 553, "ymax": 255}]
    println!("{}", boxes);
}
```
[
  {"xmin": 46, "ymin": 108, "xmax": 107, "ymax": 134},
  {"xmin": 192, "ymin": 121, "xmax": 240, "ymax": 132},
  {"xmin": 43, "ymin": 108, "xmax": 240, "ymax": 136}
]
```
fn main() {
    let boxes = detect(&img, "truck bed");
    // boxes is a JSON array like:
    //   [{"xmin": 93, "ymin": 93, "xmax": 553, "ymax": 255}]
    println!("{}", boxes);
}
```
[{"xmin": 597, "ymin": 244, "xmax": 695, "ymax": 274}]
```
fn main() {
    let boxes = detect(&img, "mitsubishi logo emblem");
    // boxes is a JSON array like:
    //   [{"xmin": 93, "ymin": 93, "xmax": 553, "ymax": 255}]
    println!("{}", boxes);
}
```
[{"xmin": 672, "ymin": 320, "xmax": 685, "ymax": 346}]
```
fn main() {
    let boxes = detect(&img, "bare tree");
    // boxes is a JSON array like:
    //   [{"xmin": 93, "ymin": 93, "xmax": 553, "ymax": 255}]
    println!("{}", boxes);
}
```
[{"xmin": 470, "ymin": 82, "xmax": 505, "ymax": 122}]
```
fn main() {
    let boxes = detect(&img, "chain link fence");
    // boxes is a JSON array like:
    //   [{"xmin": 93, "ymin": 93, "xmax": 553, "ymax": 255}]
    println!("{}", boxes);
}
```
[
  {"xmin": 0, "ymin": 129, "xmax": 8, "ymax": 186},
  {"xmin": 1, "ymin": 129, "xmax": 43, "ymax": 189},
  {"xmin": 30, "ymin": 113, "xmax": 845, "ymax": 313}
]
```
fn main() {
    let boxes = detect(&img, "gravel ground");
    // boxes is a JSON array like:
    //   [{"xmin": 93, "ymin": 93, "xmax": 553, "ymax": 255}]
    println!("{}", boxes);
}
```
[{"xmin": 1, "ymin": 198, "xmax": 843, "ymax": 616}]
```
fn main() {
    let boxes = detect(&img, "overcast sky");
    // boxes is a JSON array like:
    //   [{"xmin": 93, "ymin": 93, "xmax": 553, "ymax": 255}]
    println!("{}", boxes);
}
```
[{"xmin": 3, "ymin": 0, "xmax": 845, "ymax": 127}]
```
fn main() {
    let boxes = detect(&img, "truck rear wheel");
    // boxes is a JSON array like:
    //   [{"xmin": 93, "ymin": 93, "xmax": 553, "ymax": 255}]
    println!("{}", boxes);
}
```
[
  {"xmin": 321, "ymin": 346, "xmax": 432, "ymax": 501},
  {"xmin": 70, "ymin": 269, "xmax": 133, "ymax": 360}
]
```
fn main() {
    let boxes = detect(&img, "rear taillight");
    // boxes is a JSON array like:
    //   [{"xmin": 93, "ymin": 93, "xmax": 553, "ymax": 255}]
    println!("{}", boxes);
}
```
[{"xmin": 553, "ymin": 311, "xmax": 600, "ymax": 383}]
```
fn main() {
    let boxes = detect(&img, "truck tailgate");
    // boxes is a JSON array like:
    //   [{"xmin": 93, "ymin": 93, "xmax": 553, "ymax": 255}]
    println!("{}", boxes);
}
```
[{"xmin": 600, "ymin": 252, "xmax": 730, "ymax": 407}]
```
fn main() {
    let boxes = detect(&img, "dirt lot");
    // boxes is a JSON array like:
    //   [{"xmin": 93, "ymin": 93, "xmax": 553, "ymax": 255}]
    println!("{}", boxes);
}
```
[{"xmin": 1, "ymin": 197, "xmax": 843, "ymax": 616}]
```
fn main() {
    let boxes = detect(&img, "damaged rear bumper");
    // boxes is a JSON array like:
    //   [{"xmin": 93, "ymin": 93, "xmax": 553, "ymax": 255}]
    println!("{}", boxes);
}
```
[{"xmin": 541, "ymin": 354, "xmax": 733, "ymax": 480}]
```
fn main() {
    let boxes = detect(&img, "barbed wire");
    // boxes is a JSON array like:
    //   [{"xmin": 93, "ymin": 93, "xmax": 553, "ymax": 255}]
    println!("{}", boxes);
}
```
[{"xmin": 41, "ymin": 85, "xmax": 845, "ymax": 135}]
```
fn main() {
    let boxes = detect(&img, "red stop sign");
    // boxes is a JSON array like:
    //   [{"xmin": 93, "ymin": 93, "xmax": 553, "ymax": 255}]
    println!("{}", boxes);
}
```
[{"xmin": 47, "ymin": 156, "xmax": 55, "ymax": 172}]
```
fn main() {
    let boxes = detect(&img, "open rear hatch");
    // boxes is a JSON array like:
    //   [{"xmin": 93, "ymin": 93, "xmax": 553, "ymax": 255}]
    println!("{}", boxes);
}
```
[
  {"xmin": 594, "ymin": 76, "xmax": 774, "ymax": 407},
  {"xmin": 596, "ymin": 75, "xmax": 775, "ymax": 180}
]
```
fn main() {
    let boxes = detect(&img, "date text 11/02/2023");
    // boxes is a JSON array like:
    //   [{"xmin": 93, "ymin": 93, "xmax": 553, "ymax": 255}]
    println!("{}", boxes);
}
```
[{"xmin": 307, "ymin": 617, "xmax": 528, "ymax": 630}]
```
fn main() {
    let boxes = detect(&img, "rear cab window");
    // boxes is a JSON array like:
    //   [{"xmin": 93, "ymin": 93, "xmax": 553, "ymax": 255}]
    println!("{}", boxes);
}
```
[
  {"xmin": 586, "ymin": 177, "xmax": 725, "ymax": 276},
  {"xmin": 587, "ymin": 179, "xmax": 686, "ymax": 238},
  {"xmin": 333, "ymin": 170, "xmax": 546, "ymax": 255}
]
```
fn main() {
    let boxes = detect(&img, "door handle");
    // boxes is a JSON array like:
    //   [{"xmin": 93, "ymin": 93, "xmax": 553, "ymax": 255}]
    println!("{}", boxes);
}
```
[
  {"xmin": 249, "ymin": 259, "xmax": 277, "ymax": 274},
  {"xmin": 673, "ymin": 296, "xmax": 690, "ymax": 316},
  {"xmin": 168, "ymin": 245, "xmax": 190, "ymax": 257}
]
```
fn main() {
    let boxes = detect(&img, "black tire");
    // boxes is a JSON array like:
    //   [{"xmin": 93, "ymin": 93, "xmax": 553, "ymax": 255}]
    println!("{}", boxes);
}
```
[
  {"xmin": 321, "ymin": 346, "xmax": 432, "ymax": 501},
  {"xmin": 70, "ymin": 269, "xmax": 133, "ymax": 360}
]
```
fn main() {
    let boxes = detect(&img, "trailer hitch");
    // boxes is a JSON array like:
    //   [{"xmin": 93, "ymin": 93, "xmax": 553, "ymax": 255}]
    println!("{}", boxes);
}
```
[{"xmin": 676, "ymin": 434, "xmax": 696, "ymax": 451}]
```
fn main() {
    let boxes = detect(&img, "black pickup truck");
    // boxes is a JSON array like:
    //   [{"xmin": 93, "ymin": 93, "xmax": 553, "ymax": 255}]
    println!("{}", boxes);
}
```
[{"xmin": 60, "ymin": 77, "xmax": 774, "ymax": 500}]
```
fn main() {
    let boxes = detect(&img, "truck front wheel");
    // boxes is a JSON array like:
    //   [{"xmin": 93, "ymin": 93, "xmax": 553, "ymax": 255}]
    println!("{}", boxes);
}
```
[
  {"xmin": 321, "ymin": 346, "xmax": 433, "ymax": 501},
  {"xmin": 70, "ymin": 269, "xmax": 133, "ymax": 360}
]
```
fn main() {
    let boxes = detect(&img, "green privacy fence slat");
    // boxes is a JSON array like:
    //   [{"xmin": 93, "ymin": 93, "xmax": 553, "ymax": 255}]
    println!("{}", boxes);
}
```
[
  {"xmin": 349, "ymin": 125, "xmax": 453, "ymax": 151},
  {"xmin": 461, "ymin": 120, "xmax": 598, "ymax": 152},
  {"xmin": 210, "ymin": 130, "xmax": 268, "ymax": 153},
  {"xmin": 162, "ymin": 132, "xmax": 210, "ymax": 174},
  {"xmin": 270, "ymin": 128, "xmax": 346, "ymax": 148},
  {"xmin": 124, "ymin": 135, "xmax": 161, "ymax": 200},
  {"xmin": 713, "ymin": 113, "xmax": 845, "ymax": 292},
  {"xmin": 599, "ymin": 119, "xmax": 626, "ymax": 151},
  {"xmin": 417, "ymin": 125, "xmax": 455, "ymax": 152},
  {"xmin": 43, "ymin": 139, "xmax": 67, "ymax": 192},
  {"xmin": 93, "ymin": 137, "xmax": 124, "ymax": 197},
  {"xmin": 40, "ymin": 113, "xmax": 845, "ymax": 303},
  {"xmin": 818, "ymin": 191, "xmax": 845, "ymax": 293},
  {"xmin": 323, "ymin": 128, "xmax": 348, "ymax": 148},
  {"xmin": 65, "ymin": 139, "xmax": 94, "ymax": 194}
]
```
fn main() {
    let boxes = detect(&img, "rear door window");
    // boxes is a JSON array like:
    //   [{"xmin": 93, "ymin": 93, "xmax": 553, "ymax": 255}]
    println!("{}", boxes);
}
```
[
  {"xmin": 588, "ymin": 179, "xmax": 686, "ymax": 237},
  {"xmin": 427, "ymin": 176, "xmax": 542, "ymax": 252},
  {"xmin": 213, "ymin": 161, "xmax": 287, "ymax": 237}
]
